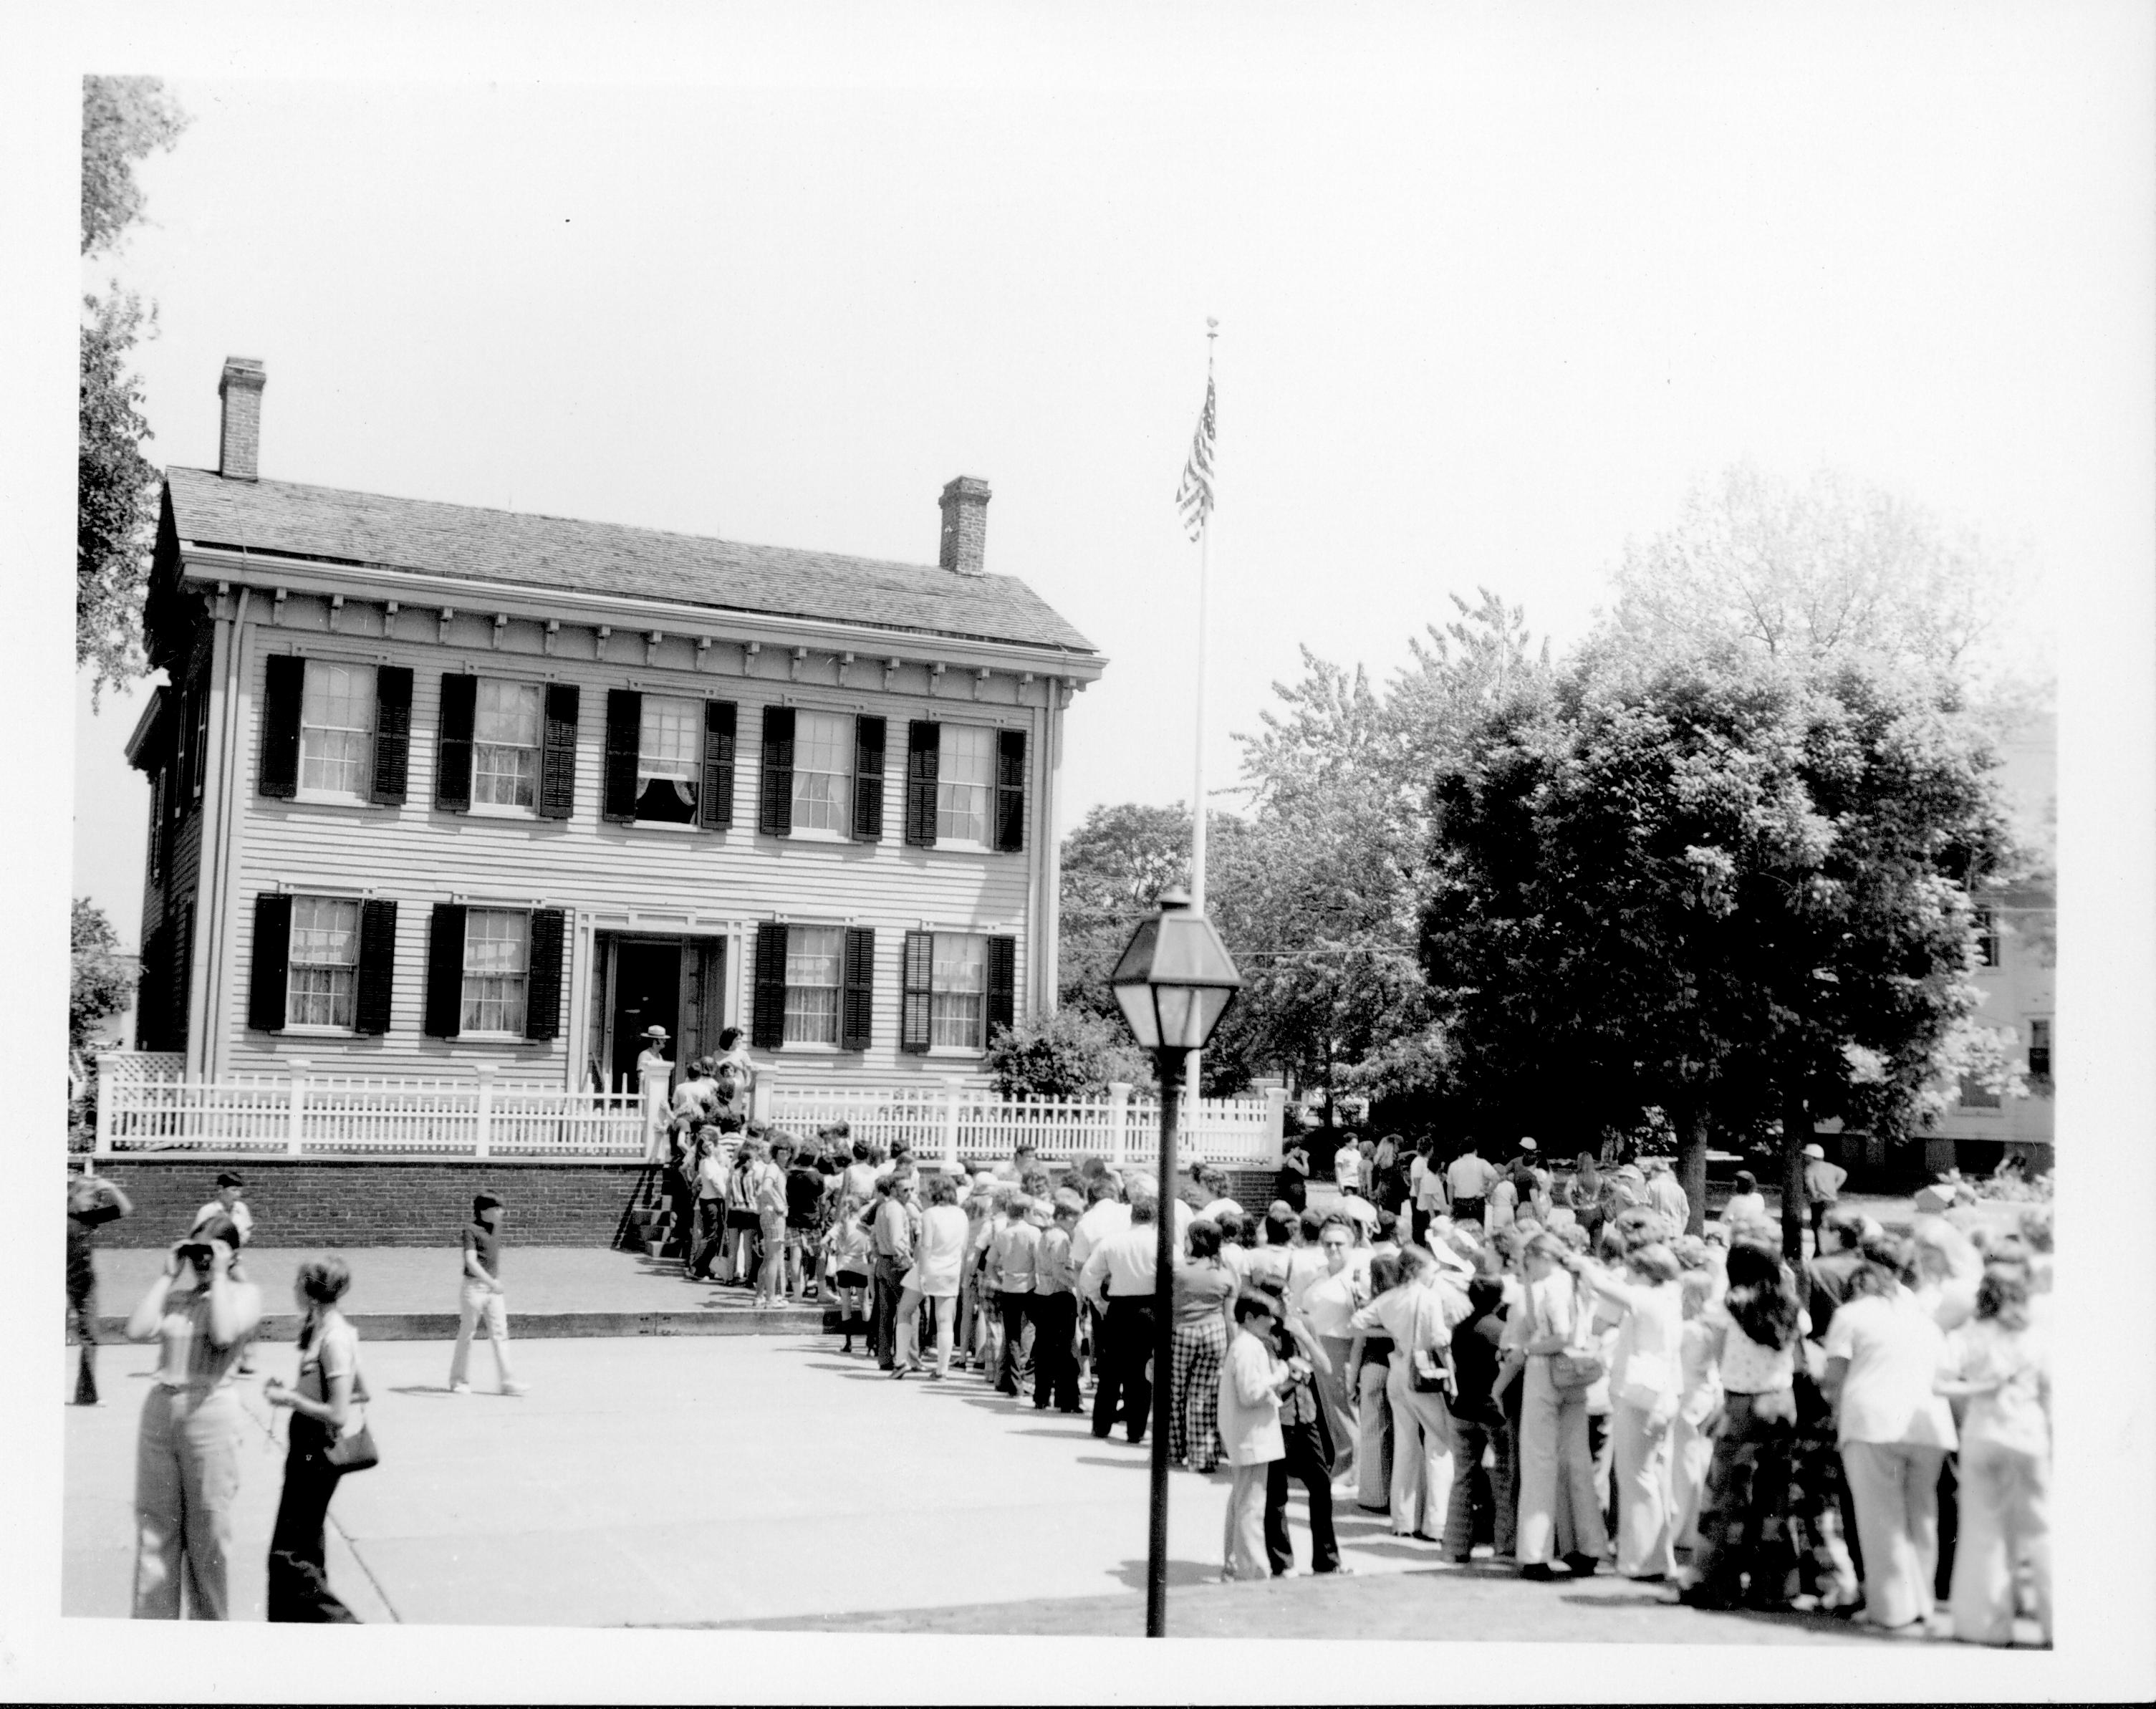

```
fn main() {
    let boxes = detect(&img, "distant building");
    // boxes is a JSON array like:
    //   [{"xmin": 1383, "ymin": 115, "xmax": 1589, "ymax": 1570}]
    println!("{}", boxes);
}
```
[
  {"xmin": 126, "ymin": 357, "xmax": 1105, "ymax": 1092},
  {"xmin": 1927, "ymin": 711, "xmax": 2056, "ymax": 1174}
]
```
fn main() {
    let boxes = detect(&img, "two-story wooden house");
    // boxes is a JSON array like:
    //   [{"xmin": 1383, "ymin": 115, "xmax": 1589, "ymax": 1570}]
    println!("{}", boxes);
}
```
[{"xmin": 127, "ymin": 357, "xmax": 1105, "ymax": 1094}]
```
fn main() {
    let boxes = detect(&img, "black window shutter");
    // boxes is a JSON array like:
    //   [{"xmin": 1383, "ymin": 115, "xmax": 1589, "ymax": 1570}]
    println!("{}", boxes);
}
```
[
  {"xmin": 995, "ymin": 728, "xmax": 1027, "ymax": 853},
  {"xmin": 701, "ymin": 700, "xmax": 736, "ymax": 830},
  {"xmin": 852, "ymin": 716, "xmax": 886, "ymax": 842},
  {"xmin": 751, "ymin": 921, "xmax": 789, "ymax": 1049},
  {"xmin": 173, "ymin": 687, "xmax": 191, "ymax": 806},
  {"xmin": 137, "ymin": 920, "xmax": 168, "ymax": 1048},
  {"xmin": 524, "ymin": 908, "xmax": 567, "ymax": 1040},
  {"xmin": 905, "ymin": 721, "xmax": 940, "ymax": 847},
  {"xmin": 842, "ymin": 927, "xmax": 875, "ymax": 1050},
  {"xmin": 173, "ymin": 903, "xmax": 194, "ymax": 1051},
  {"xmin": 900, "ymin": 930, "xmax": 933, "ymax": 1053},
  {"xmin": 247, "ymin": 892, "xmax": 293, "ymax": 1032},
  {"xmin": 354, "ymin": 898, "xmax": 398, "ymax": 1035},
  {"xmin": 259, "ymin": 655, "xmax": 304, "ymax": 798},
  {"xmin": 540, "ymin": 684, "xmax": 580, "ymax": 821},
  {"xmin": 603, "ymin": 689, "xmax": 641, "ymax": 823},
  {"xmin": 986, "ymin": 936, "xmax": 1017, "ymax": 1044},
  {"xmin": 372, "ymin": 667, "xmax": 413, "ymax": 805},
  {"xmin": 759, "ymin": 706, "xmax": 796, "ymax": 837},
  {"xmin": 424, "ymin": 902, "xmax": 468, "ymax": 1038},
  {"xmin": 435, "ymin": 673, "xmax": 477, "ymax": 812}
]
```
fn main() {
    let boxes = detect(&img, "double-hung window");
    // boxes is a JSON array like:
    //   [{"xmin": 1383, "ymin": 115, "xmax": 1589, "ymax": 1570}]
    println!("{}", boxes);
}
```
[
  {"xmin": 930, "ymin": 933, "xmax": 987, "ymax": 1046},
  {"xmin": 461, "ymin": 909, "xmax": 530, "ymax": 1036},
  {"xmin": 287, "ymin": 896, "xmax": 362, "ymax": 1029},
  {"xmin": 1973, "ymin": 907, "xmax": 2000, "ymax": 969},
  {"xmin": 935, "ymin": 725, "xmax": 996, "ymax": 846},
  {"xmin": 298, "ymin": 663, "xmax": 375, "ymax": 801},
  {"xmin": 473, "ymin": 680, "xmax": 542, "ymax": 810},
  {"xmin": 2027, "ymin": 1019, "xmax": 2051, "ymax": 1082},
  {"xmin": 637, "ymin": 695, "xmax": 701, "ymax": 823},
  {"xmin": 791, "ymin": 711, "xmax": 852, "ymax": 834},
  {"xmin": 782, "ymin": 926, "xmax": 844, "ymax": 1044}
]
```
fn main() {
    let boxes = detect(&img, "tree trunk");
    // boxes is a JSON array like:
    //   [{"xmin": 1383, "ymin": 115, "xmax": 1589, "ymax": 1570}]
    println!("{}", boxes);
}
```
[
  {"xmin": 1780, "ymin": 1088, "xmax": 1809, "ymax": 1262},
  {"xmin": 1677, "ymin": 1101, "xmax": 1710, "ymax": 1237}
]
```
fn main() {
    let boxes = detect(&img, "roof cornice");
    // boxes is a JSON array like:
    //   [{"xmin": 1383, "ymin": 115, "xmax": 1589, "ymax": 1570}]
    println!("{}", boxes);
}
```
[{"xmin": 175, "ymin": 541, "xmax": 1107, "ymax": 682}]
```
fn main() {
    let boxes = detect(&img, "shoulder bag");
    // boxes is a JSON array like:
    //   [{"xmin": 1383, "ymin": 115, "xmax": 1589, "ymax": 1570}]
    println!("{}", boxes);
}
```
[
  {"xmin": 319, "ymin": 1336, "xmax": 380, "ymax": 1473},
  {"xmin": 1539, "ymin": 1281, "xmax": 1606, "ymax": 1393}
]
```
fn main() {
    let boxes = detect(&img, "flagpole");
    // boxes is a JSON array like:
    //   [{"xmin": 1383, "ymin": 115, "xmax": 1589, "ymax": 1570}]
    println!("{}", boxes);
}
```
[
  {"xmin": 1190, "ymin": 318, "xmax": 1216, "ymax": 913},
  {"xmin": 1188, "ymin": 319, "xmax": 1216, "ymax": 1120}
]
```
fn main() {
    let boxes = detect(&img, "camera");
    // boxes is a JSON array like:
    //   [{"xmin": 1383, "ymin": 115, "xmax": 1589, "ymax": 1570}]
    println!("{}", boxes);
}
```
[{"xmin": 175, "ymin": 1241, "xmax": 217, "ymax": 1269}]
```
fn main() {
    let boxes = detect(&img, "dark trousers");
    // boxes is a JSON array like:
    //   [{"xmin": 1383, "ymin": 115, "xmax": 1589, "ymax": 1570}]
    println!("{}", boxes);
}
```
[
  {"xmin": 689, "ymin": 1200, "xmax": 725, "ymax": 1279},
  {"xmin": 1092, "ymin": 1296, "xmax": 1156, "ymax": 1443},
  {"xmin": 1032, "ymin": 1291, "xmax": 1081, "ymax": 1411},
  {"xmin": 1266, "ymin": 1418, "xmax": 1341, "ymax": 1574},
  {"xmin": 1451, "ymin": 1195, "xmax": 1486, "ymax": 1225},
  {"xmin": 870, "ymin": 1257, "xmax": 906, "ymax": 1369},
  {"xmin": 994, "ymin": 1291, "xmax": 1034, "ymax": 1395},
  {"xmin": 267, "ymin": 1442, "xmax": 357, "ymax": 1623},
  {"xmin": 663, "ymin": 1168, "xmax": 695, "ymax": 1258},
  {"xmin": 68, "ymin": 1284, "xmax": 99, "ymax": 1405}
]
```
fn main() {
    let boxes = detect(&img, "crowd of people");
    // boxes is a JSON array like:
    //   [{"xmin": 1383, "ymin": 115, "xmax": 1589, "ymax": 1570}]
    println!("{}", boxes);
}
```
[
  {"xmin": 67, "ymin": 1102, "xmax": 2052, "ymax": 1645},
  {"xmin": 776, "ymin": 1129, "xmax": 2052, "ymax": 1645}
]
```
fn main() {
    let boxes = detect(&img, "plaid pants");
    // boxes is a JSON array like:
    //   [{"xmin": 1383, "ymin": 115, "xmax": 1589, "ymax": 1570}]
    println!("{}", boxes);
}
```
[{"xmin": 1170, "ymin": 1316, "xmax": 1228, "ymax": 1472}]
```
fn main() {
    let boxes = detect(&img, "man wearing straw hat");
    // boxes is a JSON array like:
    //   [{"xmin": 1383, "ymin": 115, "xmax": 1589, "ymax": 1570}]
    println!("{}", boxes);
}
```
[{"xmin": 636, "ymin": 1025, "xmax": 675, "ymax": 1162}]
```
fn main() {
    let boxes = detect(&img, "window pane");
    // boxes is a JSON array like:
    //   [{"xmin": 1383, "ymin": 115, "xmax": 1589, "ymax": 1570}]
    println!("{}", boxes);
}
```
[
  {"xmin": 784, "ymin": 925, "xmax": 843, "ymax": 1044},
  {"xmin": 461, "ymin": 909, "xmax": 529, "ymax": 1034},
  {"xmin": 930, "ymin": 932, "xmax": 986, "ymax": 1046},
  {"xmin": 298, "ymin": 663, "xmax": 375, "ymax": 797},
  {"xmin": 791, "ymin": 711, "xmax": 852, "ymax": 832},
  {"xmin": 475, "ymin": 680, "xmax": 542, "ymax": 746},
  {"xmin": 286, "ymin": 897, "xmax": 360, "ymax": 1029},
  {"xmin": 640, "ymin": 696, "xmax": 700, "ymax": 779},
  {"xmin": 936, "ymin": 724, "xmax": 994, "ymax": 844}
]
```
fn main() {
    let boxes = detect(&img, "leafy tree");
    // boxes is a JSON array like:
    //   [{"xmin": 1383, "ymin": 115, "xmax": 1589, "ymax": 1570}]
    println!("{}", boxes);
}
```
[
  {"xmin": 1057, "ymin": 801, "xmax": 1193, "ymax": 1019},
  {"xmin": 986, "ymin": 1006, "xmax": 1153, "ymax": 1099},
  {"xmin": 1605, "ymin": 463, "xmax": 2021, "ymax": 679},
  {"xmin": 72, "ymin": 898, "xmax": 133, "ymax": 1055},
  {"xmin": 1423, "ymin": 648, "xmax": 2016, "ymax": 1250},
  {"xmin": 80, "ymin": 76, "xmax": 187, "ymax": 698}
]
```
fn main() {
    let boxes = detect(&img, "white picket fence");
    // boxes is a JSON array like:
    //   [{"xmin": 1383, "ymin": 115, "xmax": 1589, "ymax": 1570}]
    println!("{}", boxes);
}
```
[
  {"xmin": 93, "ymin": 1054, "xmax": 1287, "ymax": 1169},
  {"xmin": 768, "ymin": 1080, "xmax": 1286, "ymax": 1168},
  {"xmin": 96, "ymin": 1056, "xmax": 643, "ymax": 1159}
]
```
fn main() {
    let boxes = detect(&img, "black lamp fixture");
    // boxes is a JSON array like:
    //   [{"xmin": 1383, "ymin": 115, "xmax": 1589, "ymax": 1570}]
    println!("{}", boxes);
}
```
[{"xmin": 1107, "ymin": 885, "xmax": 1241, "ymax": 1637}]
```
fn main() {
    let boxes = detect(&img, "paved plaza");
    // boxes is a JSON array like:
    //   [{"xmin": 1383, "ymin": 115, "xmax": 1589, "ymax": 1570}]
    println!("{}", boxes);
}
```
[{"xmin": 67, "ymin": 1329, "xmax": 1892, "ymax": 1640}]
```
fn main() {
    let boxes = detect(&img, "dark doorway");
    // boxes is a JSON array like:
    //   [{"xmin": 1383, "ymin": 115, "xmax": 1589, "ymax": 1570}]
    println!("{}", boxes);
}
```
[{"xmin": 611, "ymin": 939, "xmax": 683, "ymax": 1092}]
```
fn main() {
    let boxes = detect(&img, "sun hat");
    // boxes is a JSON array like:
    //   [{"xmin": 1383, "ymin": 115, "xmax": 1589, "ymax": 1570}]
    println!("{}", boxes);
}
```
[
  {"xmin": 1337, "ymin": 1195, "xmax": 1380, "ymax": 1229},
  {"xmin": 1518, "ymin": 1137, "xmax": 1538, "ymax": 1152},
  {"xmin": 641, "ymin": 1024, "xmax": 670, "ymax": 1041},
  {"xmin": 1803, "ymin": 1142, "xmax": 1826, "ymax": 1160}
]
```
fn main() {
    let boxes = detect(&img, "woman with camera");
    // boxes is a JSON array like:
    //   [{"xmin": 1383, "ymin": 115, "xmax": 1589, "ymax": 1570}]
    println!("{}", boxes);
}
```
[
  {"xmin": 123, "ymin": 1218, "xmax": 263, "ymax": 1619},
  {"xmin": 263, "ymin": 1256, "xmax": 367, "ymax": 1622}
]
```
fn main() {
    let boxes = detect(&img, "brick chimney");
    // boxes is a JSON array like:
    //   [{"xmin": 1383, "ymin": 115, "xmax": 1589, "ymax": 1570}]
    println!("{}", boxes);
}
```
[
  {"xmin": 217, "ymin": 357, "xmax": 266, "ymax": 481},
  {"xmin": 938, "ymin": 476, "xmax": 991, "ymax": 576}
]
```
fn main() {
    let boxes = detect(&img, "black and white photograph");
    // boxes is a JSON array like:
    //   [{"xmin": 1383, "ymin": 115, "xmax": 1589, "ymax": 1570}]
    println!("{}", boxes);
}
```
[{"xmin": 5, "ymin": 4, "xmax": 2152, "ymax": 1701}]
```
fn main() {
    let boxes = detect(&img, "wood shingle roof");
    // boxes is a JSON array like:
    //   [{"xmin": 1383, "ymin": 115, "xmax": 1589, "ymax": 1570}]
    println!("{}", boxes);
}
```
[{"xmin": 165, "ymin": 466, "xmax": 1099, "ymax": 658}]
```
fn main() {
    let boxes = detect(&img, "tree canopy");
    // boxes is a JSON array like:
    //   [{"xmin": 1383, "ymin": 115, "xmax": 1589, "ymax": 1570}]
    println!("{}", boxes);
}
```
[
  {"xmin": 72, "ymin": 898, "xmax": 134, "ymax": 1056},
  {"xmin": 1422, "ymin": 648, "xmax": 2016, "ymax": 1246},
  {"xmin": 80, "ymin": 76, "xmax": 188, "ymax": 699}
]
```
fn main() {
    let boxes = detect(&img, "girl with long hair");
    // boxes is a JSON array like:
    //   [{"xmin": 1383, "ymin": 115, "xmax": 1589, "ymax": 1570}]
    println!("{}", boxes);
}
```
[
  {"xmin": 894, "ymin": 1173, "xmax": 969, "ymax": 1379},
  {"xmin": 262, "ymin": 1256, "xmax": 366, "ymax": 1621},
  {"xmin": 1168, "ymin": 1218, "xmax": 1238, "ymax": 1472}
]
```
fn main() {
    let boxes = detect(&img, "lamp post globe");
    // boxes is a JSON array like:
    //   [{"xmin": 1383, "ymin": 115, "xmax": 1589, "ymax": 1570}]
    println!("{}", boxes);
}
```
[{"xmin": 1107, "ymin": 885, "xmax": 1241, "ymax": 1637}]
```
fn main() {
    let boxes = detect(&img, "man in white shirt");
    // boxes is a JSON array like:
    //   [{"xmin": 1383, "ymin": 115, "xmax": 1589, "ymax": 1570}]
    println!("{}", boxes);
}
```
[
  {"xmin": 1218, "ymin": 1292, "xmax": 1292, "ymax": 1580},
  {"xmin": 1409, "ymin": 1142, "xmax": 1445, "ymax": 1245},
  {"xmin": 1081, "ymin": 1197, "xmax": 1162, "ymax": 1444},
  {"xmin": 1642, "ymin": 1154, "xmax": 1690, "ymax": 1233},
  {"xmin": 1446, "ymin": 1145, "xmax": 1499, "ymax": 1226},
  {"xmin": 191, "ymin": 1171, "xmax": 254, "ymax": 1247}
]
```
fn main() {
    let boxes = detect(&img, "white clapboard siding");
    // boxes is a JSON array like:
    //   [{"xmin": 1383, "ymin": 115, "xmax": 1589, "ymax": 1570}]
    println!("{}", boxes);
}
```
[{"xmin": 213, "ymin": 610, "xmax": 1046, "ymax": 1087}]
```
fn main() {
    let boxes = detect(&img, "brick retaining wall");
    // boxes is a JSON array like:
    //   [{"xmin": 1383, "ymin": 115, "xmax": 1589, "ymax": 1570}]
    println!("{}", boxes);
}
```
[
  {"xmin": 72, "ymin": 1157, "xmax": 663, "ymax": 1248},
  {"xmin": 70, "ymin": 1157, "xmax": 1284, "ymax": 1250}
]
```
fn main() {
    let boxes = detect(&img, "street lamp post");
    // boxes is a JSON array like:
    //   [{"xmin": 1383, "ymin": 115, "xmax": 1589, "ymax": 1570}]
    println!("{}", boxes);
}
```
[{"xmin": 1109, "ymin": 885, "xmax": 1242, "ymax": 1639}]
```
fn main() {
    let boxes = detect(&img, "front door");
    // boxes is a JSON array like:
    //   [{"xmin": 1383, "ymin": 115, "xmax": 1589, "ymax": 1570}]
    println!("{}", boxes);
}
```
[{"xmin": 610, "ymin": 939, "xmax": 683, "ymax": 1092}]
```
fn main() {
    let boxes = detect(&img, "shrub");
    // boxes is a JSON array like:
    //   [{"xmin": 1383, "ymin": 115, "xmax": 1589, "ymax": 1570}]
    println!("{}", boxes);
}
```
[{"xmin": 986, "ymin": 1008, "xmax": 1155, "ymax": 1100}]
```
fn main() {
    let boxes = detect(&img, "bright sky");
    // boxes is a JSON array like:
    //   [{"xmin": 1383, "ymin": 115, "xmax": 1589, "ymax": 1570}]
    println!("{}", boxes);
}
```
[{"xmin": 60, "ymin": 6, "xmax": 2144, "ymax": 955}]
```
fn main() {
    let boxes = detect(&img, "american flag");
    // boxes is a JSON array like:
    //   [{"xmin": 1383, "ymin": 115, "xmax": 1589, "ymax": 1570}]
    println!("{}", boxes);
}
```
[{"xmin": 1175, "ymin": 370, "xmax": 1216, "ymax": 541}]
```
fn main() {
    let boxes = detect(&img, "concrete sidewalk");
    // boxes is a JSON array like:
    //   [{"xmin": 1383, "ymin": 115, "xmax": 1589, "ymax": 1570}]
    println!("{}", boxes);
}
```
[{"xmin": 86, "ymin": 1244, "xmax": 823, "ymax": 1339}]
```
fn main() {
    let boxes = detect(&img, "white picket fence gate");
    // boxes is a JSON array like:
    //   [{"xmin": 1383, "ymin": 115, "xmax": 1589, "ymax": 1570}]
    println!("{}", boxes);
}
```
[{"xmin": 93, "ymin": 1054, "xmax": 1286, "ymax": 1169}]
